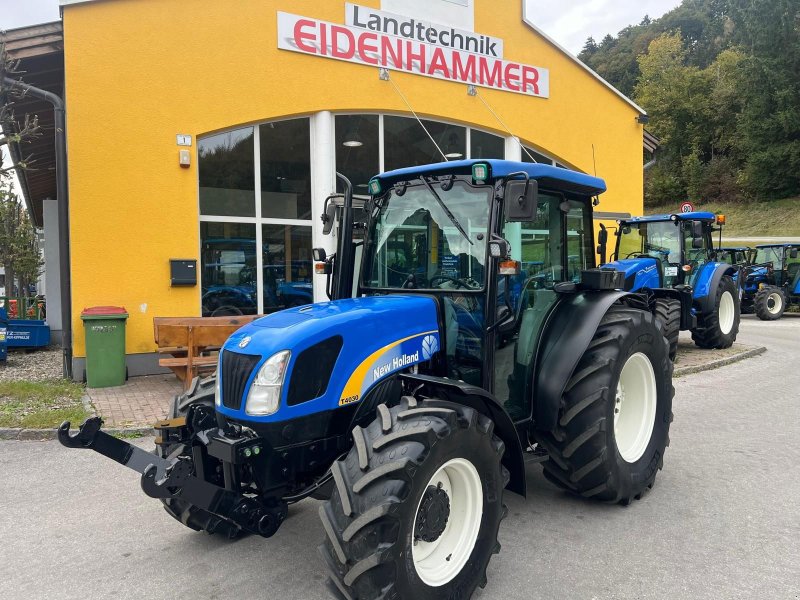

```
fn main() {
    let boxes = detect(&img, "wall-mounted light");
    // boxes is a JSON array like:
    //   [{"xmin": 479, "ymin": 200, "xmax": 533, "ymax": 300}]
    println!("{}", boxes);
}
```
[
  {"xmin": 343, "ymin": 130, "xmax": 363, "ymax": 147},
  {"xmin": 637, "ymin": 115, "xmax": 650, "ymax": 124},
  {"xmin": 444, "ymin": 133, "xmax": 463, "ymax": 159}
]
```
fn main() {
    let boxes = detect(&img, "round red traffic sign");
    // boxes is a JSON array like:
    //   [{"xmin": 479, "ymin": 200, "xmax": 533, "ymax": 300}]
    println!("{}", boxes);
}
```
[{"xmin": 680, "ymin": 201, "xmax": 695, "ymax": 214}]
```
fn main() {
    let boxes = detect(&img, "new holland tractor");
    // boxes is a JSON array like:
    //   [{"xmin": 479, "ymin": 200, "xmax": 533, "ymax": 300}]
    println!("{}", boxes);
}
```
[
  {"xmin": 59, "ymin": 160, "xmax": 674, "ymax": 600},
  {"xmin": 602, "ymin": 212, "xmax": 740, "ymax": 359},
  {"xmin": 742, "ymin": 243, "xmax": 800, "ymax": 320}
]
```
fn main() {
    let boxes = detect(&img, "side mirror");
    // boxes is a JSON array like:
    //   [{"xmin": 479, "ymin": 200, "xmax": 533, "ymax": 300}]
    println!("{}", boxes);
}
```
[
  {"xmin": 692, "ymin": 237, "xmax": 704, "ymax": 249},
  {"xmin": 690, "ymin": 221, "xmax": 704, "ymax": 239},
  {"xmin": 596, "ymin": 224, "xmax": 608, "ymax": 264},
  {"xmin": 505, "ymin": 179, "xmax": 538, "ymax": 222},
  {"xmin": 322, "ymin": 203, "xmax": 338, "ymax": 235},
  {"xmin": 312, "ymin": 248, "xmax": 327, "ymax": 262},
  {"xmin": 791, "ymin": 248, "xmax": 799, "ymax": 259}
]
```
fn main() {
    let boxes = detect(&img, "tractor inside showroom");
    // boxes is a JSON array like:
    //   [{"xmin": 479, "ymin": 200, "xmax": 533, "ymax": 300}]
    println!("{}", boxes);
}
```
[
  {"xmin": 602, "ymin": 212, "xmax": 740, "ymax": 360},
  {"xmin": 742, "ymin": 243, "xmax": 800, "ymax": 320},
  {"xmin": 60, "ymin": 160, "xmax": 674, "ymax": 600}
]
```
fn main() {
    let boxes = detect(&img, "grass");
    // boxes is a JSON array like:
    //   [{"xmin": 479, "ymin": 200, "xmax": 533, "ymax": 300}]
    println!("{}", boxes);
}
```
[
  {"xmin": 0, "ymin": 379, "xmax": 89, "ymax": 429},
  {"xmin": 646, "ymin": 197, "xmax": 800, "ymax": 239}
]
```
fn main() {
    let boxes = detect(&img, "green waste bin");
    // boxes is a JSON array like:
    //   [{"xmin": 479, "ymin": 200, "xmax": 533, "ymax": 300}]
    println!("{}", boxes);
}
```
[{"xmin": 81, "ymin": 306, "xmax": 128, "ymax": 388}]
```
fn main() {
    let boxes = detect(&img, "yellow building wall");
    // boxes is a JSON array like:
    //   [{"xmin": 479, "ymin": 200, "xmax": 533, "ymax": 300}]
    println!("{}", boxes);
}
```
[{"xmin": 63, "ymin": 0, "xmax": 644, "ymax": 357}]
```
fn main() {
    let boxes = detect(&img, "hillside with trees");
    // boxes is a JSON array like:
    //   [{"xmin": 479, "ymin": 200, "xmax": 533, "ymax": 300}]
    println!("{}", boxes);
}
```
[{"xmin": 579, "ymin": 0, "xmax": 800, "ymax": 207}]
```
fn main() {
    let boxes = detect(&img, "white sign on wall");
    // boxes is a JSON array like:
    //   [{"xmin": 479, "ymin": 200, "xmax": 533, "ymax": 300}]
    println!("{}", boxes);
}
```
[
  {"xmin": 277, "ymin": 4, "xmax": 549, "ymax": 98},
  {"xmin": 382, "ymin": 0, "xmax": 473, "ymax": 31}
]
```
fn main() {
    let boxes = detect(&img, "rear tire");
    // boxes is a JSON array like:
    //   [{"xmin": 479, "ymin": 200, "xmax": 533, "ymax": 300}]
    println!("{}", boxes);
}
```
[
  {"xmin": 692, "ymin": 275, "xmax": 740, "ymax": 349},
  {"xmin": 654, "ymin": 298, "xmax": 680, "ymax": 361},
  {"xmin": 539, "ymin": 305, "xmax": 674, "ymax": 504},
  {"xmin": 754, "ymin": 286, "xmax": 785, "ymax": 321},
  {"xmin": 320, "ymin": 396, "xmax": 507, "ymax": 600},
  {"xmin": 157, "ymin": 376, "xmax": 241, "ymax": 539}
]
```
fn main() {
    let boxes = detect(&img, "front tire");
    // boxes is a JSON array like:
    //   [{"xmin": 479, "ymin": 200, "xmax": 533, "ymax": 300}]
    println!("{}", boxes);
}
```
[
  {"xmin": 654, "ymin": 298, "xmax": 680, "ymax": 361},
  {"xmin": 692, "ymin": 275, "xmax": 740, "ymax": 348},
  {"xmin": 539, "ymin": 304, "xmax": 674, "ymax": 504},
  {"xmin": 754, "ymin": 286, "xmax": 785, "ymax": 321},
  {"xmin": 319, "ymin": 396, "xmax": 507, "ymax": 600}
]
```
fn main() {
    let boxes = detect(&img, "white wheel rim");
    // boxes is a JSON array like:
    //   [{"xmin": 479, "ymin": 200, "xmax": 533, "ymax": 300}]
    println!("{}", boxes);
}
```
[
  {"xmin": 412, "ymin": 458, "xmax": 483, "ymax": 587},
  {"xmin": 718, "ymin": 291, "xmax": 735, "ymax": 334},
  {"xmin": 767, "ymin": 292, "xmax": 783, "ymax": 315},
  {"xmin": 614, "ymin": 352, "xmax": 657, "ymax": 464}
]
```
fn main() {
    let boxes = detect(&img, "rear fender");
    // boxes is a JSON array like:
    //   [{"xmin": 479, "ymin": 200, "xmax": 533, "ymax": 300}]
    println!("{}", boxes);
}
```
[
  {"xmin": 399, "ymin": 373, "xmax": 527, "ymax": 498},
  {"xmin": 693, "ymin": 263, "xmax": 738, "ymax": 314},
  {"xmin": 534, "ymin": 291, "xmax": 636, "ymax": 433}
]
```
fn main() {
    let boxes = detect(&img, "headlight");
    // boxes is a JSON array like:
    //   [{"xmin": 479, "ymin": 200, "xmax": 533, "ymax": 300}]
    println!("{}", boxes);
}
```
[
  {"xmin": 245, "ymin": 350, "xmax": 291, "ymax": 416},
  {"xmin": 215, "ymin": 355, "xmax": 222, "ymax": 407}
]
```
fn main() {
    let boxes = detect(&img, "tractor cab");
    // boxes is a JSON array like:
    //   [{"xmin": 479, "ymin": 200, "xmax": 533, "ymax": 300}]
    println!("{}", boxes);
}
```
[
  {"xmin": 718, "ymin": 246, "xmax": 752, "ymax": 267},
  {"xmin": 608, "ymin": 212, "xmax": 721, "ymax": 289},
  {"xmin": 335, "ymin": 160, "xmax": 608, "ymax": 400}
]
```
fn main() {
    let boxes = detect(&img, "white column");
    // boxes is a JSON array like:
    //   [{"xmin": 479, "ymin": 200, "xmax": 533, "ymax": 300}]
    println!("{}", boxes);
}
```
[
  {"xmin": 504, "ymin": 135, "xmax": 522, "ymax": 162},
  {"xmin": 503, "ymin": 136, "xmax": 523, "ymax": 256},
  {"xmin": 310, "ymin": 111, "xmax": 337, "ymax": 302}
]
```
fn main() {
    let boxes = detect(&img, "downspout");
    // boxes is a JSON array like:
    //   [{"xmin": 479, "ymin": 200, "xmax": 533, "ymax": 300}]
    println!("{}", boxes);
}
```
[{"xmin": 3, "ymin": 77, "xmax": 72, "ymax": 378}]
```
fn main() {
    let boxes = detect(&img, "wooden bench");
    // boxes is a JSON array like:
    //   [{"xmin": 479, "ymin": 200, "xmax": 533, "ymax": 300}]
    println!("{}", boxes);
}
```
[{"xmin": 153, "ymin": 315, "xmax": 261, "ymax": 389}]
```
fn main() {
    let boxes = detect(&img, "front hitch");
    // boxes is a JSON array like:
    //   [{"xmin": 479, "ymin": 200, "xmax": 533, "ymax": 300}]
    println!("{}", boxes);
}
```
[{"xmin": 59, "ymin": 417, "xmax": 288, "ymax": 538}]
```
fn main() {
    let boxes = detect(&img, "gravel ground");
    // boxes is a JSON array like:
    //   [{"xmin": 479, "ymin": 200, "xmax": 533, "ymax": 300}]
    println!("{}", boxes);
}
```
[{"xmin": 0, "ymin": 348, "xmax": 64, "ymax": 382}]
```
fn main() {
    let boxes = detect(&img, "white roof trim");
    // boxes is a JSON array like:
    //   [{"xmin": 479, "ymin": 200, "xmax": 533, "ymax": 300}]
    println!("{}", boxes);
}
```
[{"xmin": 521, "ymin": 3, "xmax": 647, "ymax": 116}]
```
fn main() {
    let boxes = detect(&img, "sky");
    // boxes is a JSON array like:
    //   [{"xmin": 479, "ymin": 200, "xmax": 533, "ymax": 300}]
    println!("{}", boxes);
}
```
[{"xmin": 1, "ymin": 0, "xmax": 683, "ymax": 54}]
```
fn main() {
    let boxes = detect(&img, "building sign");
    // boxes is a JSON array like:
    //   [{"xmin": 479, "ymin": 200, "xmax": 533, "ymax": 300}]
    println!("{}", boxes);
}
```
[{"xmin": 277, "ymin": 4, "xmax": 550, "ymax": 98}]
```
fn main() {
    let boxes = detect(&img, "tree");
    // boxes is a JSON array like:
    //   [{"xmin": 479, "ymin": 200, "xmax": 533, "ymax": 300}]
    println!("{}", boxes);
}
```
[
  {"xmin": 1, "ymin": 41, "xmax": 44, "ymax": 297},
  {"xmin": 0, "ymin": 42, "xmax": 41, "ymax": 179},
  {"xmin": 0, "ymin": 183, "xmax": 43, "ymax": 297}
]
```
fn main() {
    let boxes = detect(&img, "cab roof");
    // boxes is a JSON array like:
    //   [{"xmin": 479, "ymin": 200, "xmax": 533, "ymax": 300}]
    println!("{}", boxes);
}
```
[
  {"xmin": 371, "ymin": 159, "xmax": 607, "ymax": 196},
  {"xmin": 720, "ymin": 246, "xmax": 751, "ymax": 252},
  {"xmin": 622, "ymin": 212, "xmax": 717, "ymax": 224},
  {"xmin": 755, "ymin": 243, "xmax": 800, "ymax": 249}
]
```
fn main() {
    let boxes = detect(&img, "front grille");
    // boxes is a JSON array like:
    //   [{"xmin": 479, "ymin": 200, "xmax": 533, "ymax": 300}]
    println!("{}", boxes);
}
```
[
  {"xmin": 221, "ymin": 350, "xmax": 261, "ymax": 410},
  {"xmin": 287, "ymin": 336, "xmax": 343, "ymax": 406}
]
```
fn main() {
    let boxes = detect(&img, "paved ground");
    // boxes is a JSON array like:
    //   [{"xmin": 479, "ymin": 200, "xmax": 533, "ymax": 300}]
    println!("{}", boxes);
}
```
[
  {"xmin": 85, "ymin": 374, "xmax": 181, "ymax": 426},
  {"xmin": 1, "ymin": 315, "xmax": 798, "ymax": 599}
]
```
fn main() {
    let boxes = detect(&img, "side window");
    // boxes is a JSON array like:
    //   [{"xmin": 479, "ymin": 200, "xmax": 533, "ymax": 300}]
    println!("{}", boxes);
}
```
[
  {"xmin": 565, "ymin": 204, "xmax": 593, "ymax": 282},
  {"xmin": 503, "ymin": 193, "xmax": 561, "ymax": 290}
]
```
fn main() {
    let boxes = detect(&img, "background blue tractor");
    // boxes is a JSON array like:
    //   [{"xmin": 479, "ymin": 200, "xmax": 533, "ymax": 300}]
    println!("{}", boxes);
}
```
[
  {"xmin": 60, "ymin": 160, "xmax": 674, "ymax": 600},
  {"xmin": 742, "ymin": 243, "xmax": 800, "ymax": 320},
  {"xmin": 718, "ymin": 246, "xmax": 752, "ymax": 267},
  {"xmin": 603, "ymin": 212, "xmax": 740, "ymax": 359}
]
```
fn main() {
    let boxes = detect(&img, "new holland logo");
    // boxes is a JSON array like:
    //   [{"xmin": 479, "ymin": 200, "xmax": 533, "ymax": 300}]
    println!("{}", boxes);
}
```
[
  {"xmin": 238, "ymin": 336, "xmax": 252, "ymax": 349},
  {"xmin": 421, "ymin": 335, "xmax": 439, "ymax": 360},
  {"xmin": 637, "ymin": 264, "xmax": 658, "ymax": 277}
]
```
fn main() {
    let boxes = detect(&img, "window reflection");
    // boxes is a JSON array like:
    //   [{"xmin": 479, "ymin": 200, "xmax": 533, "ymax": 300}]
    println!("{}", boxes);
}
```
[
  {"xmin": 471, "ymin": 130, "xmax": 504, "ymax": 159},
  {"xmin": 263, "ymin": 224, "xmax": 313, "ymax": 309},
  {"xmin": 260, "ymin": 119, "xmax": 312, "ymax": 220},
  {"xmin": 336, "ymin": 115, "xmax": 380, "ymax": 193},
  {"xmin": 521, "ymin": 145, "xmax": 553, "ymax": 165},
  {"xmin": 384, "ymin": 116, "xmax": 466, "ymax": 170},
  {"xmin": 199, "ymin": 127, "xmax": 255, "ymax": 217},
  {"xmin": 200, "ymin": 222, "xmax": 258, "ymax": 316}
]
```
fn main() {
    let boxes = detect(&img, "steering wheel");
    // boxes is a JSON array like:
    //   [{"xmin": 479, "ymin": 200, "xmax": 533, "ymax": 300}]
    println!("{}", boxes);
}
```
[{"xmin": 430, "ymin": 275, "xmax": 472, "ymax": 289}]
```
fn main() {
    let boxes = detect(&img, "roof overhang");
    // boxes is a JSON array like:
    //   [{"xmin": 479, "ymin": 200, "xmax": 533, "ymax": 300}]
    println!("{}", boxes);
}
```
[{"xmin": 1, "ymin": 21, "xmax": 64, "ymax": 226}]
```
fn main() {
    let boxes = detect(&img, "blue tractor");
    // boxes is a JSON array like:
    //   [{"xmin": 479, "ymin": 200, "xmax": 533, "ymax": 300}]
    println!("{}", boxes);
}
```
[
  {"xmin": 742, "ymin": 243, "xmax": 800, "ymax": 320},
  {"xmin": 603, "ymin": 212, "xmax": 740, "ymax": 359},
  {"xmin": 60, "ymin": 160, "xmax": 674, "ymax": 600}
]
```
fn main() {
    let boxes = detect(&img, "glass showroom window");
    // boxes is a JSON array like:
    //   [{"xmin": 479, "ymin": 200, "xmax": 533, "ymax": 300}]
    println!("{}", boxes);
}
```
[
  {"xmin": 336, "ymin": 114, "xmax": 380, "ymax": 193},
  {"xmin": 199, "ymin": 118, "xmax": 313, "ymax": 316},
  {"xmin": 384, "ymin": 116, "xmax": 467, "ymax": 170}
]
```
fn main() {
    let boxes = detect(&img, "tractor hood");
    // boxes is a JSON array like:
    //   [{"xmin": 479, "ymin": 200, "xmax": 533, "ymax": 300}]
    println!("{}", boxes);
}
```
[
  {"xmin": 604, "ymin": 257, "xmax": 661, "ymax": 291},
  {"xmin": 216, "ymin": 296, "xmax": 441, "ymax": 423}
]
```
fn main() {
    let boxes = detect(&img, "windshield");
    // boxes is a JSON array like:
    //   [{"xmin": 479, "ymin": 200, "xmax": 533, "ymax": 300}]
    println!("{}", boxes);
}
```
[
  {"xmin": 617, "ymin": 220, "xmax": 681, "ymax": 263},
  {"xmin": 363, "ymin": 179, "xmax": 491, "ymax": 290},
  {"xmin": 755, "ymin": 247, "xmax": 784, "ymax": 268}
]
